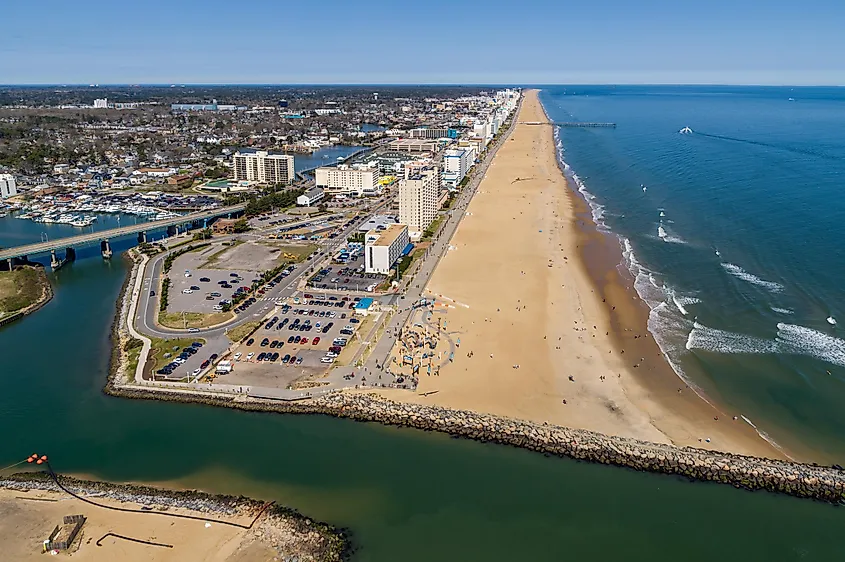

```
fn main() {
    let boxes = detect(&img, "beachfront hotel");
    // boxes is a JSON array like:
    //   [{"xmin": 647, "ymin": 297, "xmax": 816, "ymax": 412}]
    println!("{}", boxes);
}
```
[
  {"xmin": 315, "ymin": 163, "xmax": 381, "ymax": 197},
  {"xmin": 399, "ymin": 165, "xmax": 439, "ymax": 237},
  {"xmin": 233, "ymin": 150, "xmax": 295, "ymax": 185},
  {"xmin": 364, "ymin": 223, "xmax": 410, "ymax": 274},
  {"xmin": 441, "ymin": 147, "xmax": 475, "ymax": 188}
]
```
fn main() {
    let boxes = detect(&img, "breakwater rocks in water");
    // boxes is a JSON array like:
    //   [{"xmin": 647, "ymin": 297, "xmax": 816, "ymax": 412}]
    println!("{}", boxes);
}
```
[
  {"xmin": 2, "ymin": 472, "xmax": 351, "ymax": 561},
  {"xmin": 105, "ymin": 384, "xmax": 845, "ymax": 504}
]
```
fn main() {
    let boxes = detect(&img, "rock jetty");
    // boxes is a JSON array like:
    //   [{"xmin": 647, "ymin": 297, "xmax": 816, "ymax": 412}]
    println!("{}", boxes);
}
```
[
  {"xmin": 104, "ymin": 384, "xmax": 845, "ymax": 504},
  {"xmin": 3, "ymin": 472, "xmax": 350, "ymax": 561}
]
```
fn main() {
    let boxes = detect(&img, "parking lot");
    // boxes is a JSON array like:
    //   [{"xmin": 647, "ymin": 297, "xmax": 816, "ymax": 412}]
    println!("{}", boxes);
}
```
[
  {"xmin": 308, "ymin": 250, "xmax": 386, "ymax": 293},
  {"xmin": 217, "ymin": 294, "xmax": 370, "ymax": 388}
]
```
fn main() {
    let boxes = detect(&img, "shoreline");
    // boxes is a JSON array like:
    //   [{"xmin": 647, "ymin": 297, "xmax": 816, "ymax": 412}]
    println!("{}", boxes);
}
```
[
  {"xmin": 1, "ymin": 472, "xmax": 350, "ymax": 560},
  {"xmin": 98, "ymin": 90, "xmax": 845, "ymax": 504},
  {"xmin": 546, "ymin": 109, "xmax": 796, "ymax": 460},
  {"xmin": 0, "ymin": 264, "xmax": 53, "ymax": 329}
]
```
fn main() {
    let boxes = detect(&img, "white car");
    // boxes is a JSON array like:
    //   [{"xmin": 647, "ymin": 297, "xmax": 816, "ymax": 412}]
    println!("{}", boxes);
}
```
[
  {"xmin": 174, "ymin": 358, "xmax": 186, "ymax": 365},
  {"xmin": 246, "ymin": 352, "xmax": 255, "ymax": 360},
  {"xmin": 212, "ymin": 304, "xmax": 223, "ymax": 311},
  {"xmin": 182, "ymin": 289, "xmax": 193, "ymax": 294},
  {"xmin": 192, "ymin": 368, "xmax": 201, "ymax": 376},
  {"xmin": 234, "ymin": 352, "xmax": 242, "ymax": 361},
  {"xmin": 320, "ymin": 356, "xmax": 335, "ymax": 364},
  {"xmin": 325, "ymin": 352, "xmax": 338, "ymax": 358},
  {"xmin": 188, "ymin": 328, "xmax": 200, "ymax": 333},
  {"xmin": 185, "ymin": 272, "xmax": 192, "ymax": 277}
]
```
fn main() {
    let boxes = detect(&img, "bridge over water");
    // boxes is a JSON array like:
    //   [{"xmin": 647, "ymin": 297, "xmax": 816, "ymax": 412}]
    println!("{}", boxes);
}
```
[{"xmin": 0, "ymin": 204, "xmax": 245, "ymax": 267}]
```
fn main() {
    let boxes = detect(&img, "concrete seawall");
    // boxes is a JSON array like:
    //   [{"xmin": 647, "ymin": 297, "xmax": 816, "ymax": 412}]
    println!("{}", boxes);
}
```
[{"xmin": 103, "ymin": 381, "xmax": 845, "ymax": 504}]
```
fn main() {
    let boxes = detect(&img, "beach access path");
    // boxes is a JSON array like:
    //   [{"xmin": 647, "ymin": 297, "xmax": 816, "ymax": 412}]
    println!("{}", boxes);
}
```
[{"xmin": 374, "ymin": 90, "xmax": 779, "ymax": 458}]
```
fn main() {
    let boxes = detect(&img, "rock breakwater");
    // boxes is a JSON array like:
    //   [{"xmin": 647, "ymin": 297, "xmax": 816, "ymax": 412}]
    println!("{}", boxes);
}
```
[{"xmin": 104, "ymin": 384, "xmax": 845, "ymax": 504}]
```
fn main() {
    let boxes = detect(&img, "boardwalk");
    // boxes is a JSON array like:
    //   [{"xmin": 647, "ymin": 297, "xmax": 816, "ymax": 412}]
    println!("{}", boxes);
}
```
[{"xmin": 0, "ymin": 204, "xmax": 245, "ymax": 261}]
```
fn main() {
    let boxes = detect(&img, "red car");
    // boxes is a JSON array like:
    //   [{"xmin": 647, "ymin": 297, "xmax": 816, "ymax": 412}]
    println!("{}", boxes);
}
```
[
  {"xmin": 304, "ymin": 293, "xmax": 313, "ymax": 299},
  {"xmin": 288, "ymin": 355, "xmax": 297, "ymax": 364},
  {"xmin": 201, "ymin": 360, "xmax": 210, "ymax": 369},
  {"xmin": 312, "ymin": 337, "xmax": 320, "ymax": 345},
  {"xmin": 300, "ymin": 337, "xmax": 308, "ymax": 345}
]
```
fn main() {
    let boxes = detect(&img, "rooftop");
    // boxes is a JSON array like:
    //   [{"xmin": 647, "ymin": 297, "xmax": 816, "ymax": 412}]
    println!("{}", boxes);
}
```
[{"xmin": 366, "ymin": 223, "xmax": 408, "ymax": 247}]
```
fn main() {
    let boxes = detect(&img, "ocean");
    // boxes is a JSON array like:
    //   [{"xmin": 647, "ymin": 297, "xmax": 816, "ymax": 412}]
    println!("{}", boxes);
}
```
[{"xmin": 539, "ymin": 85, "xmax": 845, "ymax": 461}]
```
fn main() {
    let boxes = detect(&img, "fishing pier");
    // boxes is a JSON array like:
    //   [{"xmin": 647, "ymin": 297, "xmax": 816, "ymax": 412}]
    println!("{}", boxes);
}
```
[{"xmin": 519, "ymin": 121, "xmax": 617, "ymax": 128}]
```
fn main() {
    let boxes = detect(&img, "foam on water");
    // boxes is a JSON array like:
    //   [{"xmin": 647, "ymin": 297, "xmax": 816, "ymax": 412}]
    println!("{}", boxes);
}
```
[
  {"xmin": 685, "ymin": 322, "xmax": 779, "ymax": 354},
  {"xmin": 721, "ymin": 263, "xmax": 785, "ymax": 293},
  {"xmin": 771, "ymin": 307, "xmax": 794, "ymax": 315},
  {"xmin": 685, "ymin": 320, "xmax": 845, "ymax": 368},
  {"xmin": 776, "ymin": 323, "xmax": 845, "ymax": 367}
]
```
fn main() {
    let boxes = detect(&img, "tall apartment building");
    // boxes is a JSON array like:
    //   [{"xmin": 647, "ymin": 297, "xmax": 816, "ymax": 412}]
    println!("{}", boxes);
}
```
[
  {"xmin": 93, "ymin": 98, "xmax": 108, "ymax": 108},
  {"xmin": 442, "ymin": 147, "xmax": 475, "ymax": 188},
  {"xmin": 399, "ymin": 166, "xmax": 439, "ymax": 235},
  {"xmin": 314, "ymin": 164, "xmax": 380, "ymax": 196},
  {"xmin": 409, "ymin": 127, "xmax": 457, "ymax": 139},
  {"xmin": 0, "ymin": 174, "xmax": 17, "ymax": 199},
  {"xmin": 233, "ymin": 150, "xmax": 295, "ymax": 185}
]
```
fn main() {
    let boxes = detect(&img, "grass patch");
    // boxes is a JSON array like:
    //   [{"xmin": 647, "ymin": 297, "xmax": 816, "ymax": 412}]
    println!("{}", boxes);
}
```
[
  {"xmin": 198, "ymin": 240, "xmax": 244, "ymax": 269},
  {"xmin": 149, "ymin": 336, "xmax": 206, "ymax": 371},
  {"xmin": 422, "ymin": 215, "xmax": 444, "ymax": 240},
  {"xmin": 227, "ymin": 320, "xmax": 262, "ymax": 343},
  {"xmin": 0, "ymin": 266, "xmax": 48, "ymax": 314},
  {"xmin": 158, "ymin": 310, "xmax": 234, "ymax": 329}
]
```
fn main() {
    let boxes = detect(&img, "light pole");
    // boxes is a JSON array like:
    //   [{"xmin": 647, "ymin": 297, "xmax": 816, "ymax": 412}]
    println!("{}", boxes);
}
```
[{"xmin": 40, "ymin": 232, "xmax": 49, "ymax": 243}]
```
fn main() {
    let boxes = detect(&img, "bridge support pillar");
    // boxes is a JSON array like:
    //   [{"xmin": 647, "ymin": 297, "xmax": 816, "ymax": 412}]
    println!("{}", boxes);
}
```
[
  {"xmin": 50, "ymin": 249, "xmax": 60, "ymax": 270},
  {"xmin": 101, "ymin": 239, "xmax": 113, "ymax": 260},
  {"xmin": 166, "ymin": 225, "xmax": 177, "ymax": 237},
  {"xmin": 66, "ymin": 247, "xmax": 76, "ymax": 262},
  {"xmin": 137, "ymin": 231, "xmax": 147, "ymax": 244}
]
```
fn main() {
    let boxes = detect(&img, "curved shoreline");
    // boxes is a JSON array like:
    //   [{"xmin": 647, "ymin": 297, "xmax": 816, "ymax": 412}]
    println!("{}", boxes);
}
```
[{"xmin": 0, "ymin": 264, "xmax": 53, "ymax": 328}]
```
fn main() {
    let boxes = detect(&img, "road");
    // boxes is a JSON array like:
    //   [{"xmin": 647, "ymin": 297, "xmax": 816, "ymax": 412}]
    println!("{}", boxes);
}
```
[
  {"xmin": 330, "ymin": 98, "xmax": 524, "ymax": 383},
  {"xmin": 131, "ymin": 199, "xmax": 391, "ymax": 379},
  {"xmin": 0, "ymin": 204, "xmax": 246, "ymax": 261}
]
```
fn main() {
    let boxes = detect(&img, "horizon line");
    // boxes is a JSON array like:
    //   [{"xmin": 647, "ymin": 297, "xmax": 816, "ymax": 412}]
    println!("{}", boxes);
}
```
[{"xmin": 1, "ymin": 83, "xmax": 843, "ymax": 88}]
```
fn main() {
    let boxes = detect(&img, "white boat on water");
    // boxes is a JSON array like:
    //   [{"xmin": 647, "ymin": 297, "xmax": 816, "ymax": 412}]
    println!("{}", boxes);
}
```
[{"xmin": 679, "ymin": 126, "xmax": 693, "ymax": 134}]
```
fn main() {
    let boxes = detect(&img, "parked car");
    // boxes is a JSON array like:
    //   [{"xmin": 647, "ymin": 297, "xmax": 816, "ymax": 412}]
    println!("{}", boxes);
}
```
[
  {"xmin": 246, "ymin": 338, "xmax": 255, "ymax": 346},
  {"xmin": 260, "ymin": 338, "xmax": 270, "ymax": 347},
  {"xmin": 300, "ymin": 337, "xmax": 308, "ymax": 345},
  {"xmin": 288, "ymin": 355, "xmax": 297, "ymax": 364},
  {"xmin": 246, "ymin": 352, "xmax": 254, "ymax": 360},
  {"xmin": 296, "ymin": 357, "xmax": 303, "ymax": 365},
  {"xmin": 233, "ymin": 352, "xmax": 242, "ymax": 361},
  {"xmin": 282, "ymin": 354, "xmax": 291, "ymax": 363},
  {"xmin": 257, "ymin": 352, "xmax": 266, "ymax": 361},
  {"xmin": 312, "ymin": 337, "xmax": 320, "ymax": 345},
  {"xmin": 199, "ymin": 277, "xmax": 211, "ymax": 282}
]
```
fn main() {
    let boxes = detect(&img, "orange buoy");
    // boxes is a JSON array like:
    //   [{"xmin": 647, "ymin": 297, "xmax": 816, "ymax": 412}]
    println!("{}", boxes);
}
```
[
  {"xmin": 26, "ymin": 458, "xmax": 34, "ymax": 463},
  {"xmin": 40, "ymin": 455, "xmax": 47, "ymax": 461},
  {"xmin": 36, "ymin": 460, "xmax": 43, "ymax": 465}
]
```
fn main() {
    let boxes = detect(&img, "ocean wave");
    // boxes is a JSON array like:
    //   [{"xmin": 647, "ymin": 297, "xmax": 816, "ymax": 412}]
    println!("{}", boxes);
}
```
[
  {"xmin": 776, "ymin": 323, "xmax": 845, "ymax": 368},
  {"xmin": 685, "ymin": 322, "xmax": 779, "ymax": 354},
  {"xmin": 721, "ymin": 263, "xmax": 785, "ymax": 293},
  {"xmin": 685, "ymin": 320, "xmax": 845, "ymax": 368}
]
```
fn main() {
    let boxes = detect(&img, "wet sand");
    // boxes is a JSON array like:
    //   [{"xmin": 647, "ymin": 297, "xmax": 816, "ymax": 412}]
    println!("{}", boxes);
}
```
[{"xmin": 382, "ymin": 90, "xmax": 783, "ymax": 459}]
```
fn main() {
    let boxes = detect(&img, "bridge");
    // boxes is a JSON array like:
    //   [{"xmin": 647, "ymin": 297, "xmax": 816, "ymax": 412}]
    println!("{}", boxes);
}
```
[
  {"xmin": 0, "ymin": 204, "xmax": 245, "ymax": 267},
  {"xmin": 520, "ymin": 121, "xmax": 616, "ymax": 128}
]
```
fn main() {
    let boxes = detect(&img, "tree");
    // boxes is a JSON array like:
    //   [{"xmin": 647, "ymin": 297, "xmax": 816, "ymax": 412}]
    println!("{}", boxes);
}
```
[{"xmin": 233, "ymin": 219, "xmax": 250, "ymax": 233}]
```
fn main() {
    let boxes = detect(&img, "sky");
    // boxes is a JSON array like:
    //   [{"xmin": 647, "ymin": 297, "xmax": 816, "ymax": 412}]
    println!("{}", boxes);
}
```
[{"xmin": 2, "ymin": 0, "xmax": 844, "ymax": 85}]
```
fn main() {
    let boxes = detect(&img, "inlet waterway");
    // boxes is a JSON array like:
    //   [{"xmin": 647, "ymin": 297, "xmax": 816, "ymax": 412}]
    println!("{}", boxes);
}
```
[{"xmin": 2, "ymin": 170, "xmax": 844, "ymax": 558}]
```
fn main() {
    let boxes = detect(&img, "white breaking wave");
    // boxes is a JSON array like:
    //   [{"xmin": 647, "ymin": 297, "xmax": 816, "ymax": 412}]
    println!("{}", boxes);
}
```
[
  {"xmin": 685, "ymin": 322, "xmax": 779, "ymax": 354},
  {"xmin": 685, "ymin": 321, "xmax": 845, "ymax": 368},
  {"xmin": 771, "ymin": 307, "xmax": 794, "ymax": 315},
  {"xmin": 776, "ymin": 323, "xmax": 845, "ymax": 368},
  {"xmin": 721, "ymin": 263, "xmax": 785, "ymax": 293}
]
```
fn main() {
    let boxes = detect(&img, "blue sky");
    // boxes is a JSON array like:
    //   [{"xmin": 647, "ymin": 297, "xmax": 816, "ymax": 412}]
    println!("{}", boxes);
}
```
[{"xmin": 3, "ymin": 0, "xmax": 843, "ymax": 85}]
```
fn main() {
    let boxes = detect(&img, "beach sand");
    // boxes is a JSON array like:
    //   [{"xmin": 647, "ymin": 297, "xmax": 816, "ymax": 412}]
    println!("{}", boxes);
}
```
[
  {"xmin": 0, "ymin": 487, "xmax": 326, "ymax": 561},
  {"xmin": 380, "ymin": 90, "xmax": 783, "ymax": 459}
]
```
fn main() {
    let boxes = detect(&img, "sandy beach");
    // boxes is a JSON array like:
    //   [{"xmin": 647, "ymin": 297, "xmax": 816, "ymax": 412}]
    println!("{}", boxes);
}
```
[
  {"xmin": 382, "ymin": 90, "xmax": 783, "ymax": 459},
  {"xmin": 0, "ymin": 479, "xmax": 342, "ymax": 562}
]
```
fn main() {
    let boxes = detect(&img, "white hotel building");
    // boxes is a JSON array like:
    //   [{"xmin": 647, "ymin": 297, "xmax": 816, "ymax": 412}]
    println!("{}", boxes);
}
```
[
  {"xmin": 441, "ymin": 147, "xmax": 475, "ymax": 188},
  {"xmin": 364, "ymin": 224, "xmax": 410, "ymax": 274},
  {"xmin": 315, "ymin": 164, "xmax": 381, "ymax": 197},
  {"xmin": 233, "ymin": 150, "xmax": 295, "ymax": 185}
]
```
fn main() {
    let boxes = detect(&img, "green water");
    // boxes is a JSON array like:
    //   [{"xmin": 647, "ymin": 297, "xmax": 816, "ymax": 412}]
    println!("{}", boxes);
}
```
[{"xmin": 1, "ymin": 243, "xmax": 843, "ymax": 560}]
